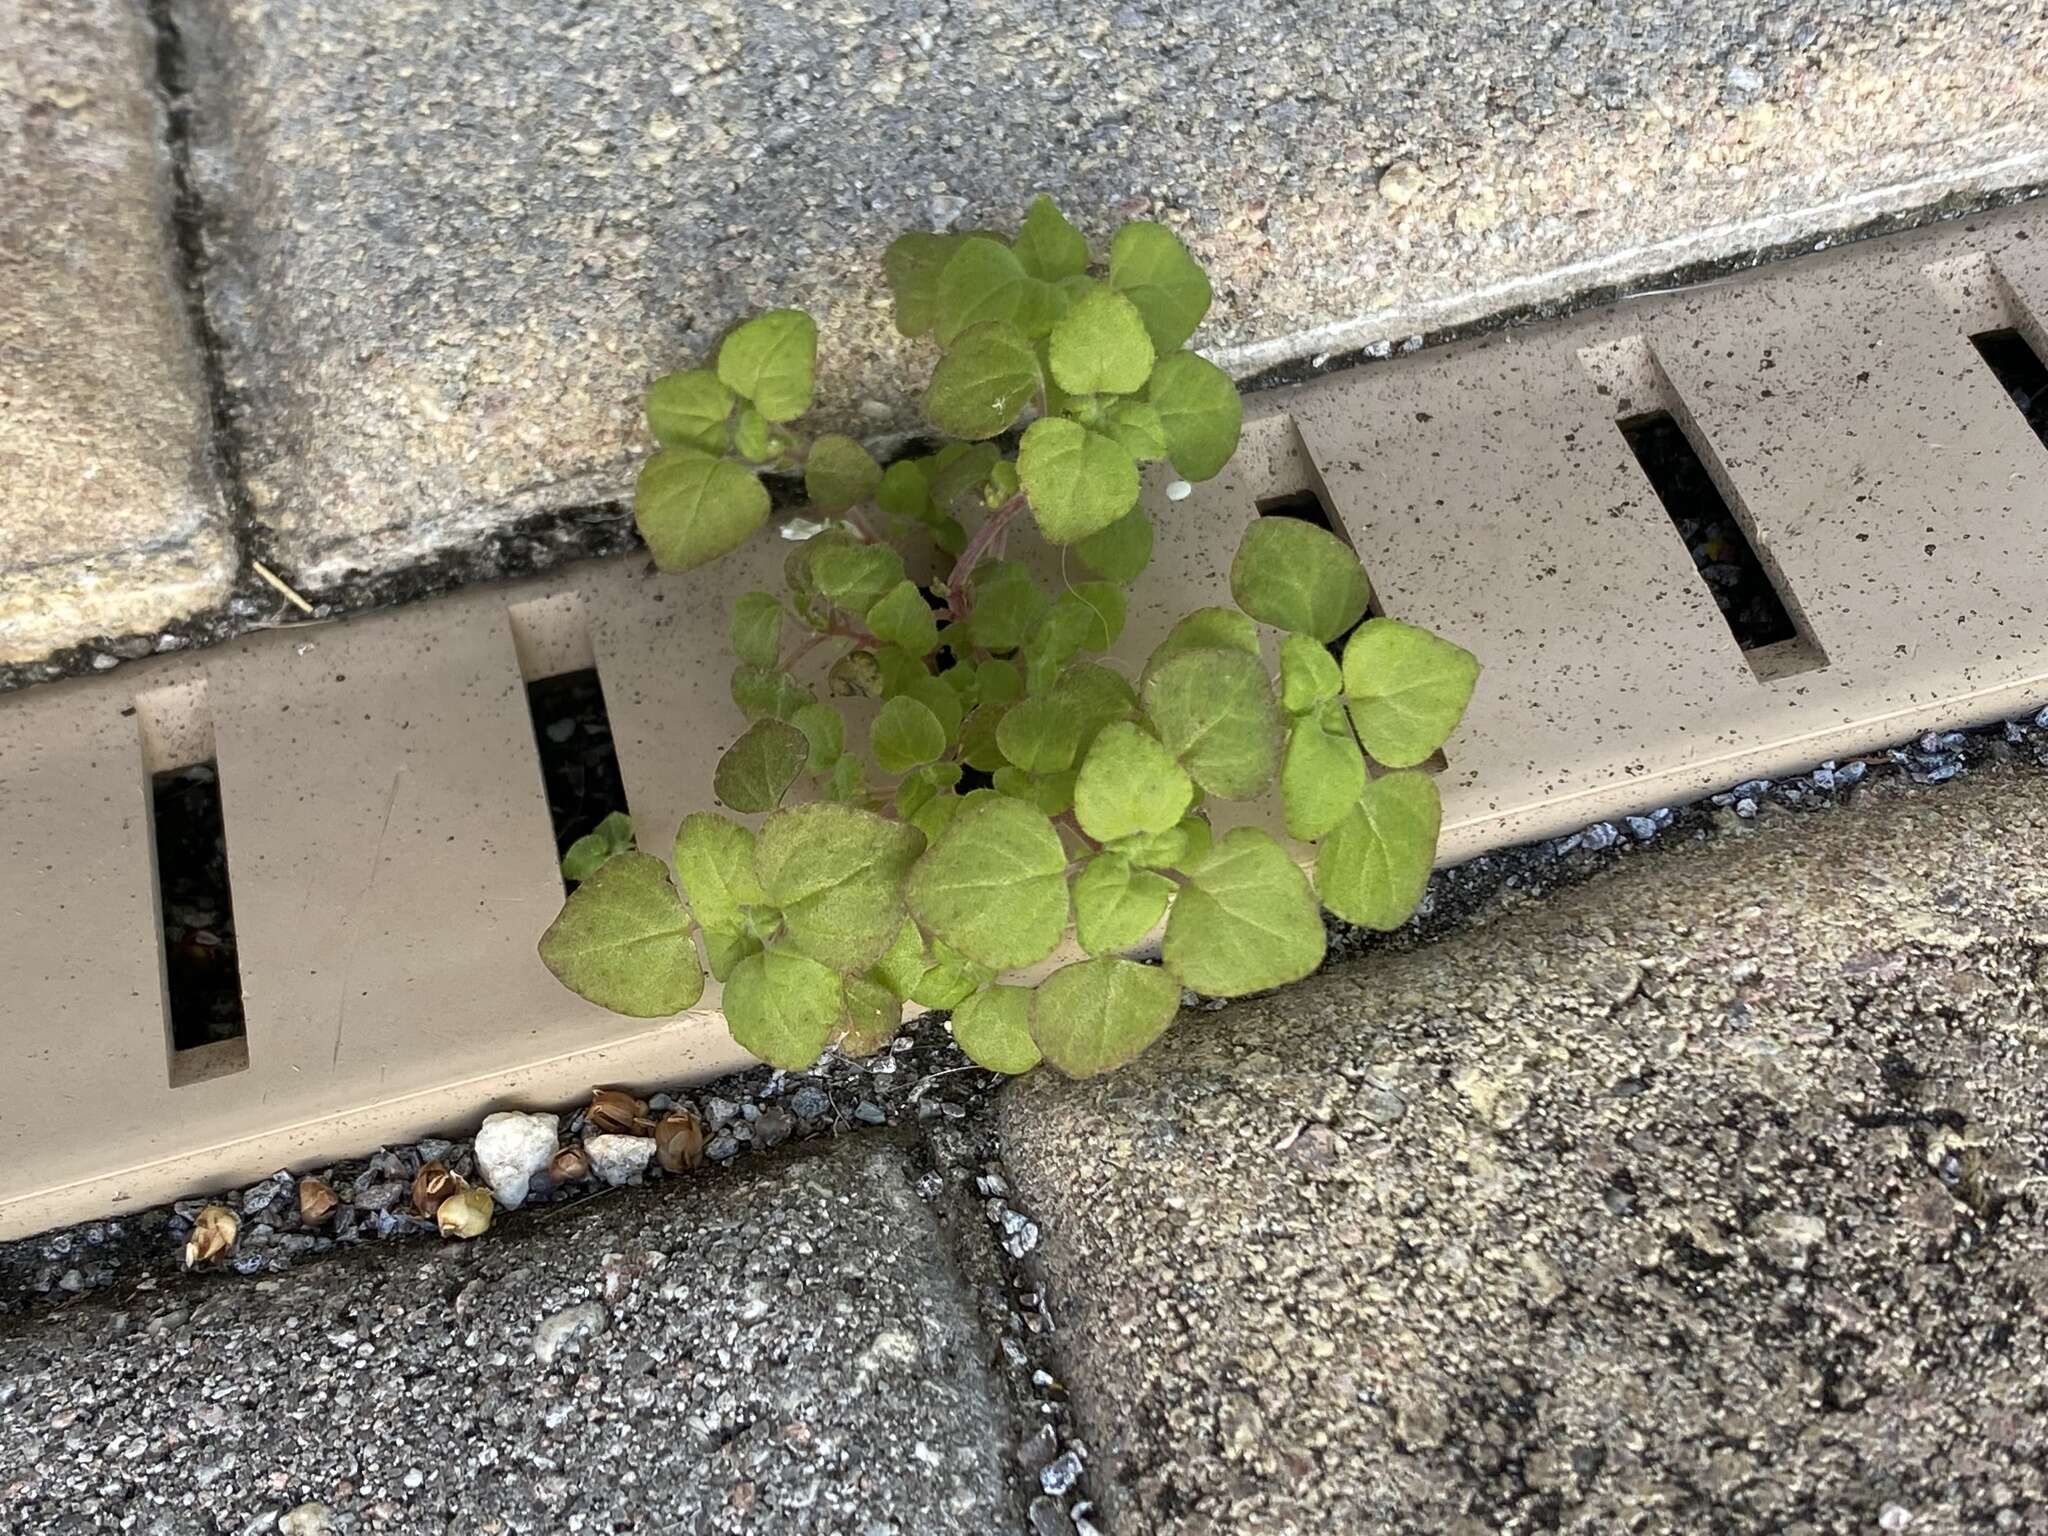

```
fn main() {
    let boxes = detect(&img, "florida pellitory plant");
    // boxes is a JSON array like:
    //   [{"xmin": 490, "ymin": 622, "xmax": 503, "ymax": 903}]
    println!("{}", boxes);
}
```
[{"xmin": 539, "ymin": 198, "xmax": 1479, "ymax": 1078}]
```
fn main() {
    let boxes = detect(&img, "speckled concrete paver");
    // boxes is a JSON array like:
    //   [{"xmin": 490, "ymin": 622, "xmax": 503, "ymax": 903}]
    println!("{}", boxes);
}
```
[
  {"xmin": 0, "ymin": 1136, "xmax": 1025, "ymax": 1535},
  {"xmin": 176, "ymin": 0, "xmax": 2048, "ymax": 587},
  {"xmin": 1001, "ymin": 765, "xmax": 2048, "ymax": 1534},
  {"xmin": 0, "ymin": 0, "xmax": 233, "ymax": 664}
]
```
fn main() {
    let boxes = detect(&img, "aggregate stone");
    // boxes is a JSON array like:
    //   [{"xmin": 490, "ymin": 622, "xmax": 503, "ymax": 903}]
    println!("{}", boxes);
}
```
[
  {"xmin": 1001, "ymin": 765, "xmax": 2048, "ymax": 1533},
  {"xmin": 173, "ymin": 0, "xmax": 2048, "ymax": 587},
  {"xmin": 0, "ymin": 1136, "xmax": 1024, "ymax": 1534},
  {"xmin": 0, "ymin": 0, "xmax": 233, "ymax": 662}
]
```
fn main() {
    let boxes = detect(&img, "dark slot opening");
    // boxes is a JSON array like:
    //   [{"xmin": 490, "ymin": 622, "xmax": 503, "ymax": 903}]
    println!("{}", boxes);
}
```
[
  {"xmin": 1971, "ymin": 328, "xmax": 2048, "ymax": 448},
  {"xmin": 525, "ymin": 667, "xmax": 631, "ymax": 888},
  {"xmin": 153, "ymin": 761, "xmax": 248, "ymax": 1061},
  {"xmin": 1618, "ymin": 411, "xmax": 1803, "ymax": 655}
]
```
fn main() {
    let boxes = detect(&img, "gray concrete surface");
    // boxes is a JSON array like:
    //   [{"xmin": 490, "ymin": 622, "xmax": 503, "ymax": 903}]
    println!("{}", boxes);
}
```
[
  {"xmin": 0, "ymin": 1136, "xmax": 1026, "ymax": 1534},
  {"xmin": 176, "ymin": 0, "xmax": 2048, "ymax": 587},
  {"xmin": 1000, "ymin": 765, "xmax": 2048, "ymax": 1534},
  {"xmin": 0, "ymin": 0, "xmax": 233, "ymax": 664}
]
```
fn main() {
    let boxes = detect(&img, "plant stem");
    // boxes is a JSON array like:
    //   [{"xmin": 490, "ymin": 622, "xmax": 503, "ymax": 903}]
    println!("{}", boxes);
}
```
[{"xmin": 946, "ymin": 492, "xmax": 1030, "ymax": 618}]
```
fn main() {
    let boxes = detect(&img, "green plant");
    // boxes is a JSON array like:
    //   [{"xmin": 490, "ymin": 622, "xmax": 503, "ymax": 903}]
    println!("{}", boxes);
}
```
[{"xmin": 538, "ymin": 198, "xmax": 1479, "ymax": 1078}]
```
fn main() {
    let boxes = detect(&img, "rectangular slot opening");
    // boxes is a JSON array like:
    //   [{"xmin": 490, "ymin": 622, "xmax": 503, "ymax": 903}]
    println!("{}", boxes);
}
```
[
  {"xmin": 1970, "ymin": 329, "xmax": 2048, "ymax": 450},
  {"xmin": 137, "ymin": 682, "xmax": 249, "ymax": 1087},
  {"xmin": 511, "ymin": 598, "xmax": 631, "ymax": 889}
]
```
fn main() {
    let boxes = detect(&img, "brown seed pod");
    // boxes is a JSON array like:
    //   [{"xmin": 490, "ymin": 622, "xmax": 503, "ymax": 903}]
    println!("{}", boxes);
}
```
[
  {"xmin": 548, "ymin": 1145, "xmax": 593, "ymax": 1184},
  {"xmin": 184, "ymin": 1205, "xmax": 239, "ymax": 1269},
  {"xmin": 411, "ymin": 1162, "xmax": 467, "ymax": 1217},
  {"xmin": 655, "ymin": 1111, "xmax": 706, "ymax": 1174},
  {"xmin": 297, "ymin": 1176, "xmax": 339, "ymax": 1228},
  {"xmin": 586, "ymin": 1088, "xmax": 651, "ymax": 1137}
]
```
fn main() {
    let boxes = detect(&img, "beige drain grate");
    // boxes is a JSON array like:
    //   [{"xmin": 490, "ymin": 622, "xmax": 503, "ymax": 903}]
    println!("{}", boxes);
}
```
[{"xmin": 6, "ymin": 206, "xmax": 2048, "ymax": 1239}]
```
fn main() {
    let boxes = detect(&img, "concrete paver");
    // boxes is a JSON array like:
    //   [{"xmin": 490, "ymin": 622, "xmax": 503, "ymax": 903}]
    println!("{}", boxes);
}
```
[
  {"xmin": 0, "ymin": 1136, "xmax": 1025, "ymax": 1534},
  {"xmin": 1001, "ymin": 766, "xmax": 2048, "ymax": 1534},
  {"xmin": 0, "ymin": 0, "xmax": 234, "ymax": 663},
  {"xmin": 175, "ymin": 0, "xmax": 2048, "ymax": 586}
]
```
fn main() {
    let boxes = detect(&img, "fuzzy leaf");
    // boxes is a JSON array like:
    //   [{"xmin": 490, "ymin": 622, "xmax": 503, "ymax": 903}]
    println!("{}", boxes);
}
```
[
  {"xmin": 977, "ymin": 658, "xmax": 1024, "ymax": 706},
  {"xmin": 1117, "ymin": 814, "xmax": 1212, "ymax": 871},
  {"xmin": 869, "ymin": 920, "xmax": 929, "ymax": 998},
  {"xmin": 952, "ymin": 984, "xmax": 1043, "ymax": 1074},
  {"xmin": 1162, "ymin": 827, "xmax": 1325, "ymax": 996},
  {"xmin": 905, "ymin": 796, "xmax": 1070, "ymax": 970},
  {"xmin": 1030, "ymin": 956, "xmax": 1180, "ymax": 1078},
  {"xmin": 1018, "ymin": 417, "xmax": 1140, "ymax": 544},
  {"xmin": 635, "ymin": 450, "xmax": 771, "ymax": 573},
  {"xmin": 755, "ymin": 802, "xmax": 925, "ymax": 972},
  {"xmin": 717, "ymin": 309, "xmax": 818, "ymax": 422},
  {"xmin": 733, "ymin": 403, "xmax": 779, "ymax": 464},
  {"xmin": 1147, "ymin": 350, "xmax": 1242, "ymax": 480},
  {"xmin": 539, "ymin": 852, "xmax": 704, "ymax": 1017},
  {"xmin": 1049, "ymin": 283, "xmax": 1156, "ymax": 396},
  {"xmin": 813, "ymin": 540, "xmax": 906, "ymax": 616},
  {"xmin": 1072, "ymin": 852, "xmax": 1174, "ymax": 954},
  {"xmin": 1012, "ymin": 196, "xmax": 1090, "ymax": 283},
  {"xmin": 871, "ymin": 694, "xmax": 947, "ymax": 775},
  {"xmin": 1144, "ymin": 606, "xmax": 1260, "ymax": 681},
  {"xmin": 1342, "ymin": 618, "xmax": 1480, "ymax": 767},
  {"xmin": 866, "ymin": 579, "xmax": 940, "ymax": 657},
  {"xmin": 1074, "ymin": 507, "xmax": 1153, "ymax": 583},
  {"xmin": 876, "ymin": 459, "xmax": 933, "ymax": 523},
  {"xmin": 835, "ymin": 975, "xmax": 904, "ymax": 1056},
  {"xmin": 805, "ymin": 434, "xmax": 882, "ymax": 511},
  {"xmin": 1108, "ymin": 222, "xmax": 1213, "ymax": 352},
  {"xmin": 1230, "ymin": 518, "xmax": 1372, "ymax": 642},
  {"xmin": 1279, "ymin": 632, "xmax": 1342, "ymax": 713},
  {"xmin": 1316, "ymin": 769, "xmax": 1441, "ymax": 931},
  {"xmin": 884, "ymin": 231, "xmax": 962, "ymax": 337},
  {"xmin": 966, "ymin": 560, "xmax": 1050, "ymax": 652},
  {"xmin": 723, "ymin": 947, "xmax": 843, "ymax": 1069},
  {"xmin": 730, "ymin": 592, "xmax": 784, "ymax": 669},
  {"xmin": 925, "ymin": 322, "xmax": 1041, "ymax": 440},
  {"xmin": 996, "ymin": 693, "xmax": 1080, "ymax": 775},
  {"xmin": 791, "ymin": 699, "xmax": 845, "ymax": 772},
  {"xmin": 714, "ymin": 719, "xmax": 809, "ymax": 813},
  {"xmin": 701, "ymin": 927, "xmax": 761, "ymax": 983},
  {"xmin": 1072, "ymin": 720, "xmax": 1193, "ymax": 842},
  {"xmin": 730, "ymin": 664, "xmax": 813, "ymax": 724},
  {"xmin": 935, "ymin": 237, "xmax": 1054, "ymax": 345},
  {"xmin": 1142, "ymin": 647, "xmax": 1281, "ymax": 800},
  {"xmin": 646, "ymin": 369, "xmax": 734, "ymax": 453},
  {"xmin": 1051, "ymin": 583, "xmax": 1126, "ymax": 652},
  {"xmin": 910, "ymin": 940, "xmax": 993, "ymax": 1009},
  {"xmin": 673, "ymin": 812, "xmax": 767, "ymax": 933},
  {"xmin": 1281, "ymin": 711, "xmax": 1368, "ymax": 840}
]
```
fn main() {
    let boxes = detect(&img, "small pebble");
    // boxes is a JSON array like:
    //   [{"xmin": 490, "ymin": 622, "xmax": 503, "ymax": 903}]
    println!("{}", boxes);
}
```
[
  {"xmin": 853, "ymin": 1101, "xmax": 887, "ymax": 1126},
  {"xmin": 1040, "ymin": 1450, "xmax": 1085, "ymax": 1496}
]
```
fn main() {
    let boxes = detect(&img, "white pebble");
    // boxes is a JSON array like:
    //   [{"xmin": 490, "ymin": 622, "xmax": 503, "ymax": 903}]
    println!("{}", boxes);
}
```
[
  {"xmin": 1166, "ymin": 480, "xmax": 1192, "ymax": 501},
  {"xmin": 473, "ymin": 1111, "xmax": 559, "ymax": 1210},
  {"xmin": 584, "ymin": 1133, "xmax": 656, "ymax": 1186}
]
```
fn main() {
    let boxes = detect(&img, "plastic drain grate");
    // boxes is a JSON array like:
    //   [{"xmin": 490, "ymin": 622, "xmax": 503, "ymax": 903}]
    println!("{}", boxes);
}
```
[{"xmin": 5, "ymin": 206, "xmax": 2048, "ymax": 1237}]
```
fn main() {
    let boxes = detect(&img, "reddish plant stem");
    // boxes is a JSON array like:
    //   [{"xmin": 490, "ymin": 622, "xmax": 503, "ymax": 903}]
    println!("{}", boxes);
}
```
[{"xmin": 945, "ymin": 493, "xmax": 1030, "ymax": 619}]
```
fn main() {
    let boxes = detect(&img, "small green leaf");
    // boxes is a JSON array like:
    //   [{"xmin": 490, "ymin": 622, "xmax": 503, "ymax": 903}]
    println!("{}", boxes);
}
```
[
  {"xmin": 910, "ymin": 940, "xmax": 993, "ymax": 1009},
  {"xmin": 987, "ymin": 459, "xmax": 1021, "ymax": 504},
  {"xmin": 701, "ymin": 926, "xmax": 762, "ymax": 983},
  {"xmin": 1108, "ymin": 221, "xmax": 1213, "ymax": 352},
  {"xmin": 1342, "ymin": 618, "xmax": 1481, "ymax": 768},
  {"xmin": 895, "ymin": 760, "xmax": 963, "ymax": 821},
  {"xmin": 1020, "ymin": 604, "xmax": 1091, "ymax": 693},
  {"xmin": 1072, "ymin": 852, "xmax": 1174, "ymax": 955},
  {"xmin": 1073, "ymin": 721, "xmax": 1193, "ymax": 842},
  {"xmin": 1051, "ymin": 582, "xmax": 1126, "ymax": 652},
  {"xmin": 717, "ymin": 309, "xmax": 818, "ymax": 422},
  {"xmin": 1163, "ymin": 827, "xmax": 1324, "ymax": 996},
  {"xmin": 813, "ymin": 541, "xmax": 906, "ymax": 616},
  {"xmin": 790, "ymin": 699, "xmax": 845, "ymax": 772},
  {"xmin": 1146, "ymin": 350, "xmax": 1242, "ymax": 480},
  {"xmin": 730, "ymin": 664, "xmax": 812, "ymax": 724},
  {"xmin": 732, "ymin": 404, "xmax": 779, "ymax": 464},
  {"xmin": 871, "ymin": 694, "xmax": 947, "ymax": 775},
  {"xmin": 825, "ymin": 752, "xmax": 867, "ymax": 802},
  {"xmin": 959, "ymin": 705, "xmax": 1009, "ymax": 773},
  {"xmin": 723, "ymin": 947, "xmax": 843, "ymax": 1069},
  {"xmin": 1316, "ymin": 770, "xmax": 1441, "ymax": 931},
  {"xmin": 966, "ymin": 561, "xmax": 1050, "ymax": 652},
  {"xmin": 902, "ymin": 672, "xmax": 965, "ymax": 743},
  {"xmin": 876, "ymin": 459, "xmax": 933, "ymax": 523},
  {"xmin": 1100, "ymin": 399, "xmax": 1169, "ymax": 462},
  {"xmin": 905, "ymin": 796, "xmax": 1071, "ymax": 970},
  {"xmin": 755, "ymin": 802, "xmax": 926, "ymax": 972},
  {"xmin": 866, "ymin": 579, "xmax": 940, "ymax": 657},
  {"xmin": 539, "ymin": 852, "xmax": 704, "ymax": 1017},
  {"xmin": 869, "ymin": 919, "xmax": 928, "ymax": 998},
  {"xmin": 1030, "ymin": 956, "xmax": 1181, "ymax": 1078},
  {"xmin": 1142, "ymin": 647, "xmax": 1281, "ymax": 800},
  {"xmin": 935, "ymin": 237, "xmax": 1054, "ymax": 345},
  {"xmin": 673, "ymin": 811, "xmax": 767, "ymax": 932},
  {"xmin": 646, "ymin": 369, "xmax": 734, "ymax": 453},
  {"xmin": 1144, "ymin": 606, "xmax": 1259, "ymax": 681},
  {"xmin": 805, "ymin": 434, "xmax": 883, "ymax": 511},
  {"xmin": 1281, "ymin": 712, "xmax": 1368, "ymax": 840},
  {"xmin": 1117, "ymin": 814, "xmax": 1211, "ymax": 870},
  {"xmin": 952, "ymin": 984, "xmax": 1043, "ymax": 1073},
  {"xmin": 977, "ymin": 658, "xmax": 1024, "ymax": 706},
  {"xmin": 714, "ymin": 719, "xmax": 810, "ymax": 813},
  {"xmin": 1053, "ymin": 664, "xmax": 1139, "ymax": 752},
  {"xmin": 560, "ymin": 810, "xmax": 635, "ymax": 884},
  {"xmin": 994, "ymin": 765, "xmax": 1077, "ymax": 817},
  {"xmin": 925, "ymin": 322, "xmax": 1041, "ymax": 440},
  {"xmin": 884, "ymin": 231, "xmax": 962, "ymax": 337},
  {"xmin": 1230, "ymin": 518, "xmax": 1371, "ymax": 642},
  {"xmin": 1279, "ymin": 632, "xmax": 1341, "ymax": 713},
  {"xmin": 730, "ymin": 592, "xmax": 784, "ymax": 669},
  {"xmin": 1018, "ymin": 418, "xmax": 1140, "ymax": 545},
  {"xmin": 635, "ymin": 450, "xmax": 771, "ymax": 573},
  {"xmin": 1012, "ymin": 195, "xmax": 1090, "ymax": 283},
  {"xmin": 1074, "ymin": 508, "xmax": 1153, "ymax": 587},
  {"xmin": 1049, "ymin": 283, "xmax": 1156, "ymax": 396},
  {"xmin": 926, "ymin": 441, "xmax": 1002, "ymax": 509},
  {"xmin": 996, "ymin": 693, "xmax": 1079, "ymax": 775}
]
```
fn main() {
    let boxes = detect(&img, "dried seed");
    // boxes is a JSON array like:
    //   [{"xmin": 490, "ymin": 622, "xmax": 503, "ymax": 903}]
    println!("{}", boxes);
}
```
[
  {"xmin": 412, "ymin": 1162, "xmax": 467, "ymax": 1216},
  {"xmin": 184, "ymin": 1205, "xmax": 239, "ymax": 1268},
  {"xmin": 655, "ymin": 1111, "xmax": 706, "ymax": 1174},
  {"xmin": 587, "ymin": 1088, "xmax": 651, "ymax": 1136},
  {"xmin": 297, "ymin": 1176, "xmax": 339, "ymax": 1227},
  {"xmin": 436, "ymin": 1186, "xmax": 494, "ymax": 1239},
  {"xmin": 549, "ymin": 1145, "xmax": 593, "ymax": 1184}
]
